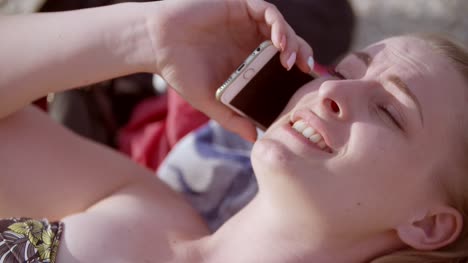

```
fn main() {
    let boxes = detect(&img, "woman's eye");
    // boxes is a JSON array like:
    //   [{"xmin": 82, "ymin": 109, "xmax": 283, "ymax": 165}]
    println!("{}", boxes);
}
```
[
  {"xmin": 328, "ymin": 67, "xmax": 345, "ymax": 79},
  {"xmin": 378, "ymin": 105, "xmax": 402, "ymax": 130}
]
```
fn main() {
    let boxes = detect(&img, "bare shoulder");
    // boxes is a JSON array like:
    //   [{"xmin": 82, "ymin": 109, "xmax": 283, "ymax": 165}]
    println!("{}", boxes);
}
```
[
  {"xmin": 0, "ymin": 106, "xmax": 210, "ymax": 262},
  {"xmin": 57, "ymin": 178, "xmax": 209, "ymax": 262}
]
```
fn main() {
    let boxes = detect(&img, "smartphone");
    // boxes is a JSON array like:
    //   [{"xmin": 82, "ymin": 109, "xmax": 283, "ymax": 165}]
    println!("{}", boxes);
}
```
[{"xmin": 216, "ymin": 40, "xmax": 317, "ymax": 130}]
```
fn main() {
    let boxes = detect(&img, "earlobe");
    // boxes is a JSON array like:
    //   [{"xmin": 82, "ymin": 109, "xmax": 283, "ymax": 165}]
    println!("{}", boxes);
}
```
[{"xmin": 396, "ymin": 206, "xmax": 463, "ymax": 251}]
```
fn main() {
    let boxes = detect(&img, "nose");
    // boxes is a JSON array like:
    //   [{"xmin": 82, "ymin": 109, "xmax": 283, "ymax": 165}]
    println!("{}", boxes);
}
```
[{"xmin": 318, "ymin": 79, "xmax": 355, "ymax": 121}]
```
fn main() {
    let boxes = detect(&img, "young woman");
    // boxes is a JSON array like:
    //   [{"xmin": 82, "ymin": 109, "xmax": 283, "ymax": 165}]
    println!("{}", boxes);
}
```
[{"xmin": 0, "ymin": 0, "xmax": 467, "ymax": 262}]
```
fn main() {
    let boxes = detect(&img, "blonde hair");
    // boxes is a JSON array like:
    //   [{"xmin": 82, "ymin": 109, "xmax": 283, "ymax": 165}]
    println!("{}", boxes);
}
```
[{"xmin": 371, "ymin": 34, "xmax": 468, "ymax": 263}]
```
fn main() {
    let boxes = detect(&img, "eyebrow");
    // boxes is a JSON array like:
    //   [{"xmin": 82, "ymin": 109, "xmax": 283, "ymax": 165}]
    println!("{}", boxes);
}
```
[
  {"xmin": 351, "ymin": 51, "xmax": 424, "ymax": 126},
  {"xmin": 387, "ymin": 75, "xmax": 424, "ymax": 126}
]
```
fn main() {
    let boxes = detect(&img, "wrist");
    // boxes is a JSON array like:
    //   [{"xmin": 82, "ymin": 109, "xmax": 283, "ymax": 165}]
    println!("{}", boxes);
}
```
[
  {"xmin": 140, "ymin": 1, "xmax": 167, "ymax": 74},
  {"xmin": 106, "ymin": 2, "xmax": 159, "ymax": 74}
]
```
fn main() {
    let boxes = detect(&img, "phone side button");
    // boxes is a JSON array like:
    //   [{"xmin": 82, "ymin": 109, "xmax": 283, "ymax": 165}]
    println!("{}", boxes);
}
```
[{"xmin": 243, "ymin": 68, "xmax": 256, "ymax": 80}]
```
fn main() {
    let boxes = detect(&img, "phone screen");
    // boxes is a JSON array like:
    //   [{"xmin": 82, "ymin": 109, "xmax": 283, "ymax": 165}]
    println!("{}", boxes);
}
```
[{"xmin": 230, "ymin": 53, "xmax": 314, "ymax": 129}]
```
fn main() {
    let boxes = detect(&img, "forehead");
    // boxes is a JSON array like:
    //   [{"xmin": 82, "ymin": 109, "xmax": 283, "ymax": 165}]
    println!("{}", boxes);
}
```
[
  {"xmin": 365, "ymin": 37, "xmax": 446, "ymax": 73},
  {"xmin": 363, "ymin": 37, "xmax": 468, "ymax": 130}
]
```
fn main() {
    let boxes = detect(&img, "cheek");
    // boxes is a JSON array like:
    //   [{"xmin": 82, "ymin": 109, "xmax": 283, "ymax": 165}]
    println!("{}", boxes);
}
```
[{"xmin": 337, "ymin": 125, "xmax": 406, "ymax": 173}]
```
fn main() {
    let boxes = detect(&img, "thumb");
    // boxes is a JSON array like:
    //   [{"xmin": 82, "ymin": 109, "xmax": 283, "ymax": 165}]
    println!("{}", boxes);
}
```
[{"xmin": 214, "ymin": 108, "xmax": 258, "ymax": 142}]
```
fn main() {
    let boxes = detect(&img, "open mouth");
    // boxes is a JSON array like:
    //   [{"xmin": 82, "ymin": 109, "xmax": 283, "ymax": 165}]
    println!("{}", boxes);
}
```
[{"xmin": 289, "ymin": 119, "xmax": 333, "ymax": 153}]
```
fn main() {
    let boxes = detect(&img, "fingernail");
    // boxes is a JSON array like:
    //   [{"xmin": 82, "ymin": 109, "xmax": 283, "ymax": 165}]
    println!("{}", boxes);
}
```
[
  {"xmin": 308, "ymin": 56, "xmax": 315, "ymax": 72},
  {"xmin": 280, "ymin": 35, "xmax": 286, "ymax": 51},
  {"xmin": 256, "ymin": 127, "xmax": 265, "ymax": 140},
  {"xmin": 287, "ymin": 52, "xmax": 296, "ymax": 71}
]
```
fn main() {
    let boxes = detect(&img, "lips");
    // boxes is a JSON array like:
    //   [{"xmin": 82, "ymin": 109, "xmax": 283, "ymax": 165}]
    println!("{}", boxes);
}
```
[{"xmin": 289, "ymin": 109, "xmax": 333, "ymax": 153}]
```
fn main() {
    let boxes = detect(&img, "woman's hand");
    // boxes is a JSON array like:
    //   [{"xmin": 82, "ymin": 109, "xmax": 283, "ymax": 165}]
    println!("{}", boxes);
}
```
[{"xmin": 146, "ymin": 0, "xmax": 313, "ymax": 141}]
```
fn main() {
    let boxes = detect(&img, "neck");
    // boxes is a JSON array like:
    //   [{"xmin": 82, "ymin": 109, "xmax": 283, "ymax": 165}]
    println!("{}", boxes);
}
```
[{"xmin": 177, "ymin": 195, "xmax": 403, "ymax": 263}]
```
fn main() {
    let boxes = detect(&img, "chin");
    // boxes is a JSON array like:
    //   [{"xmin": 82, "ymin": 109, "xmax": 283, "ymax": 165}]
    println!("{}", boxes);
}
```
[{"xmin": 251, "ymin": 138, "xmax": 298, "ymax": 176}]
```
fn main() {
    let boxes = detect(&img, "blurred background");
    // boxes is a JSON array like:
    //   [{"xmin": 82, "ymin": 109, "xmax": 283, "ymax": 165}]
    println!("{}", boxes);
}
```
[
  {"xmin": 2, "ymin": 0, "xmax": 466, "ymax": 49},
  {"xmin": 349, "ymin": 0, "xmax": 468, "ymax": 49}
]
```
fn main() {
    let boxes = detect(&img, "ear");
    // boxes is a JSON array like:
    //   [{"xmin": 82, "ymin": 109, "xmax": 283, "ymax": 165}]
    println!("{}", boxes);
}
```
[{"xmin": 396, "ymin": 206, "xmax": 463, "ymax": 250}]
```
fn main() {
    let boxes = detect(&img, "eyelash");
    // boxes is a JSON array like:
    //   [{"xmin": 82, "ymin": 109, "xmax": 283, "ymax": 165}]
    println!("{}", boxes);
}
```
[
  {"xmin": 329, "ymin": 67, "xmax": 403, "ymax": 130},
  {"xmin": 378, "ymin": 105, "xmax": 403, "ymax": 130}
]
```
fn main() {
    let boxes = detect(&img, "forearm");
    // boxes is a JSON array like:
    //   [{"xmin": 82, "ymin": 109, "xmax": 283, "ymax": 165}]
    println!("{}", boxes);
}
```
[{"xmin": 0, "ymin": 2, "xmax": 158, "ymax": 118}]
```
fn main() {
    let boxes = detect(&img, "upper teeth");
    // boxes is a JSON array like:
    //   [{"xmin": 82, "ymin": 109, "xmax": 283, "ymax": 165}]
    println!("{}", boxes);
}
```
[{"xmin": 292, "ymin": 120, "xmax": 327, "ymax": 149}]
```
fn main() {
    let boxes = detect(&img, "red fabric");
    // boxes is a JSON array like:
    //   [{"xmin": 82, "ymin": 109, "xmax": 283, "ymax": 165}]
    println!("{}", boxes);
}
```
[{"xmin": 118, "ymin": 89, "xmax": 209, "ymax": 170}]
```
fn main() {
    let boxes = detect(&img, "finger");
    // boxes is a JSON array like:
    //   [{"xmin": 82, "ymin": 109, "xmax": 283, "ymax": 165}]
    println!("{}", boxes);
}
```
[
  {"xmin": 246, "ymin": 0, "xmax": 305, "ymax": 72},
  {"xmin": 279, "ymin": 24, "xmax": 299, "ymax": 71},
  {"xmin": 224, "ymin": 115, "xmax": 258, "ymax": 143},
  {"xmin": 212, "ymin": 106, "xmax": 258, "ymax": 142},
  {"xmin": 294, "ymin": 36, "xmax": 315, "ymax": 73},
  {"xmin": 257, "ymin": 23, "xmax": 270, "ymax": 40},
  {"xmin": 245, "ymin": 0, "xmax": 286, "ymax": 50}
]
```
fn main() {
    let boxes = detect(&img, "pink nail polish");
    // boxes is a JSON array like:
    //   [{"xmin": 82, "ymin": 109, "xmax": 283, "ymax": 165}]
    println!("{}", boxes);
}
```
[
  {"xmin": 287, "ymin": 52, "xmax": 296, "ymax": 70},
  {"xmin": 308, "ymin": 56, "xmax": 315, "ymax": 72}
]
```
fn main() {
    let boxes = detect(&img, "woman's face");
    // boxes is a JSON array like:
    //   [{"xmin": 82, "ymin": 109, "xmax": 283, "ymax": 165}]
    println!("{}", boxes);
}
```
[{"xmin": 251, "ymin": 36, "xmax": 468, "ymax": 239}]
